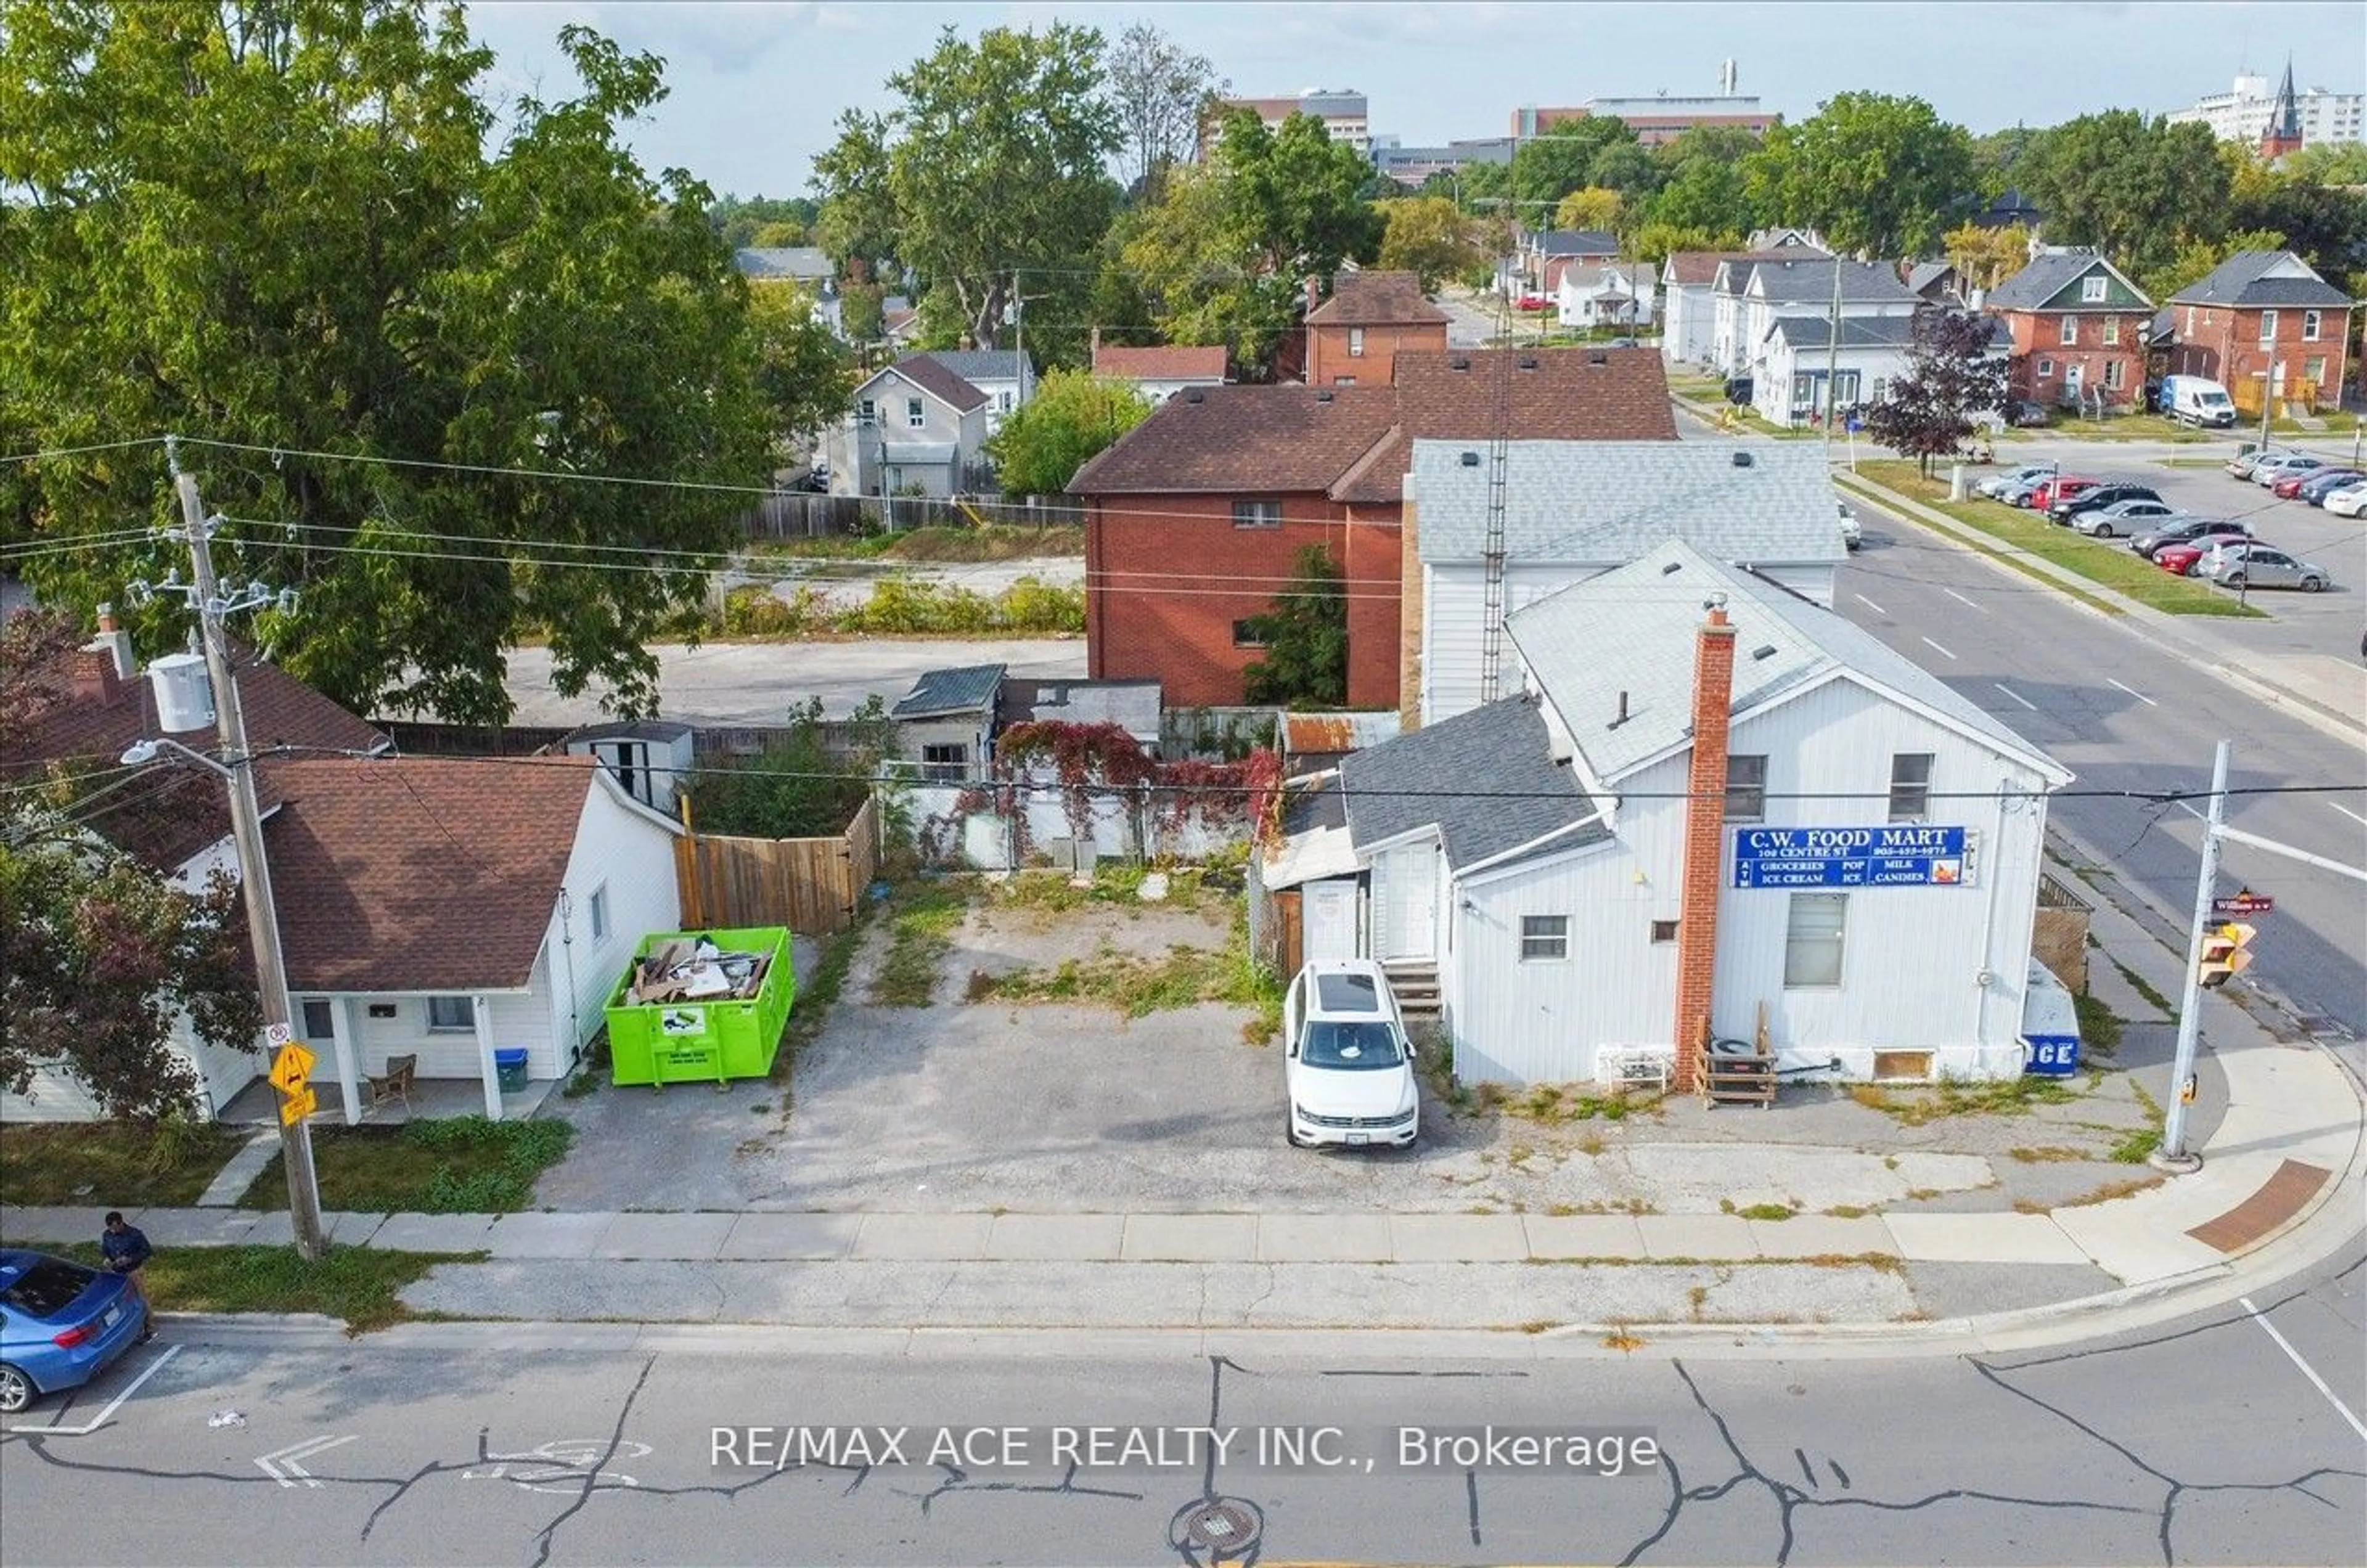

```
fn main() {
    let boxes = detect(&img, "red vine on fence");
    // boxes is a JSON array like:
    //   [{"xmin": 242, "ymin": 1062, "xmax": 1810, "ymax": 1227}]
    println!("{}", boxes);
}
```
[{"xmin": 991, "ymin": 721, "xmax": 1288, "ymax": 849}]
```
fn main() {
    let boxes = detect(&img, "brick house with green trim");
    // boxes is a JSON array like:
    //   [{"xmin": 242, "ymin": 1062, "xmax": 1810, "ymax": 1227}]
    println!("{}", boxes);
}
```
[{"xmin": 1984, "ymin": 250, "xmax": 2154, "ymax": 413}]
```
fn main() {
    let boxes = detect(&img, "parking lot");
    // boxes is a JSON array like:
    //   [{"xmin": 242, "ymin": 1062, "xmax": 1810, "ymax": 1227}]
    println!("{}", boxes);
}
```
[{"xmin": 1987, "ymin": 438, "xmax": 2365, "ymax": 659}]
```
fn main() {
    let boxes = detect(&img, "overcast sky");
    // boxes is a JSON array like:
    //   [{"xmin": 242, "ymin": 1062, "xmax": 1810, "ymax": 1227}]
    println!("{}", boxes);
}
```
[{"xmin": 465, "ymin": 1, "xmax": 2366, "ymax": 198}]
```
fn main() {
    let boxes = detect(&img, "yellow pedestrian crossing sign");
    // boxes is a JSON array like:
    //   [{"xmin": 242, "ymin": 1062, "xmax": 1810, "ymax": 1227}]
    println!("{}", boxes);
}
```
[
  {"xmin": 269, "ymin": 1042, "xmax": 316, "ymax": 1096},
  {"xmin": 279, "ymin": 1085, "xmax": 317, "ymax": 1125}
]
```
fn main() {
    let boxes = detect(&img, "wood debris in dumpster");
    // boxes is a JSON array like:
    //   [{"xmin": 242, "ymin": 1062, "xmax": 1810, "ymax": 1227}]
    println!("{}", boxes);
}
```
[{"xmin": 624, "ymin": 935, "xmax": 771, "ymax": 1004}]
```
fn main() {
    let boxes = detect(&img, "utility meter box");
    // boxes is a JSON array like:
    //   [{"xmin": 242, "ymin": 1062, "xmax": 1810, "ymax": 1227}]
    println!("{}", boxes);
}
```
[{"xmin": 604, "ymin": 927, "xmax": 795, "ymax": 1087}]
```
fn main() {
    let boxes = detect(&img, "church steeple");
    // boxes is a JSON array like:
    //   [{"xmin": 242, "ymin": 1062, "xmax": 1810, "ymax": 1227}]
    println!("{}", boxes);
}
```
[{"xmin": 2260, "ymin": 57, "xmax": 2304, "ymax": 160}]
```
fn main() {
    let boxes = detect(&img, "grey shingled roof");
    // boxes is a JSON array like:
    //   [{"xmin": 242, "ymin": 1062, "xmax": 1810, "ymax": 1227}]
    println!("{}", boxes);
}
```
[
  {"xmin": 1529, "ymin": 228, "xmax": 1619, "ymax": 256},
  {"xmin": 1988, "ymin": 251, "xmax": 2150, "ymax": 311},
  {"xmin": 735, "ymin": 247, "xmax": 833, "ymax": 282},
  {"xmin": 893, "ymin": 663, "xmax": 1006, "ymax": 719},
  {"xmin": 2169, "ymin": 251, "xmax": 2350, "ymax": 309},
  {"xmin": 1766, "ymin": 312, "xmax": 2008, "ymax": 351},
  {"xmin": 1748, "ymin": 259, "xmax": 1918, "ymax": 306},
  {"xmin": 1340, "ymin": 694, "xmax": 1606, "ymax": 870},
  {"xmin": 923, "ymin": 349, "xmax": 1027, "ymax": 386},
  {"xmin": 1505, "ymin": 539, "xmax": 2071, "ymax": 786},
  {"xmin": 1411, "ymin": 439, "xmax": 1846, "ymax": 568}
]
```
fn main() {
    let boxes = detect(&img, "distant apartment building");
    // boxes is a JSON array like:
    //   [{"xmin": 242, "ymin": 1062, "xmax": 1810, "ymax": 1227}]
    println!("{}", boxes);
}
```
[
  {"xmin": 1372, "ymin": 136, "xmax": 1516, "ymax": 188},
  {"xmin": 2167, "ymin": 66, "xmax": 2364, "ymax": 147},
  {"xmin": 1208, "ymin": 88, "xmax": 1370, "ymax": 155}
]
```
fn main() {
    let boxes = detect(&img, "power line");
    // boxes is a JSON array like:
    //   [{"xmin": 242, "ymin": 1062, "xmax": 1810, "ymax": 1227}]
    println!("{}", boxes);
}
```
[{"xmin": 0, "ymin": 436, "xmax": 169, "ymax": 467}]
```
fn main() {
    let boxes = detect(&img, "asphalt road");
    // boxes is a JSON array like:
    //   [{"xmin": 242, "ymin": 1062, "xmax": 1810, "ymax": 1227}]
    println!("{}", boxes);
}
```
[
  {"xmin": 2, "ymin": 1252, "xmax": 2358, "ymax": 1566},
  {"xmin": 1836, "ymin": 498, "xmax": 2367, "ymax": 1068}
]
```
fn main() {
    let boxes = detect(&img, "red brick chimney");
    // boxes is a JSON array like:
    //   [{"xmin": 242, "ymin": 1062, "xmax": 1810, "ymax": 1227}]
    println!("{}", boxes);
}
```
[
  {"xmin": 1671, "ymin": 597, "xmax": 1738, "ymax": 1092},
  {"xmin": 70, "ymin": 603, "xmax": 136, "ymax": 708}
]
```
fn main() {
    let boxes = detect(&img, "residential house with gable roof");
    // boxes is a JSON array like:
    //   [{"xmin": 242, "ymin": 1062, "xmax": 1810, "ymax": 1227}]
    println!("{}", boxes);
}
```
[
  {"xmin": 1712, "ymin": 258, "xmax": 1921, "ymax": 408},
  {"xmin": 1512, "ymin": 229, "xmax": 1621, "ymax": 296},
  {"xmin": 824, "ymin": 353, "xmax": 994, "ymax": 500},
  {"xmin": 2165, "ymin": 251, "xmax": 2354, "ymax": 414},
  {"xmin": 1261, "ymin": 539, "xmax": 2071, "ymax": 1090},
  {"xmin": 925, "ymin": 348, "xmax": 1033, "ymax": 433},
  {"xmin": 1984, "ymin": 250, "xmax": 2154, "ymax": 413},
  {"xmin": 1070, "ymin": 348, "xmax": 1679, "ymax": 710},
  {"xmin": 1299, "ymin": 271, "xmax": 1450, "ymax": 388},
  {"xmin": 1554, "ymin": 262, "xmax": 1657, "ymax": 332},
  {"xmin": 1089, "ymin": 337, "xmax": 1230, "ymax": 405},
  {"xmin": 1402, "ymin": 439, "xmax": 1849, "ymax": 725},
  {"xmin": 1659, "ymin": 243, "xmax": 1828, "ymax": 367}
]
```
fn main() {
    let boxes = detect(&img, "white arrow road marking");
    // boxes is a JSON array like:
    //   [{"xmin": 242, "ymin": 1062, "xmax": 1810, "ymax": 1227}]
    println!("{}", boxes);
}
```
[
  {"xmin": 1920, "ymin": 637, "xmax": 1956, "ymax": 660},
  {"xmin": 256, "ymin": 1434, "xmax": 358, "ymax": 1488},
  {"xmin": 2107, "ymin": 677, "xmax": 2157, "ymax": 707},
  {"xmin": 1993, "ymin": 684, "xmax": 2038, "ymax": 711}
]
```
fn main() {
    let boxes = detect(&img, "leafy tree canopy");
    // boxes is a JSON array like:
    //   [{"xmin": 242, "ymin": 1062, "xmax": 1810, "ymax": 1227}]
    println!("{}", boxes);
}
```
[
  {"xmin": 1743, "ymin": 92, "xmax": 1974, "ymax": 256},
  {"xmin": 1241, "ymin": 545, "xmax": 1347, "ymax": 709},
  {"xmin": 1510, "ymin": 115, "xmax": 1643, "ymax": 210},
  {"xmin": 1863, "ymin": 308, "xmax": 2009, "ymax": 477},
  {"xmin": 1106, "ymin": 21, "xmax": 1222, "ymax": 202},
  {"xmin": 1, "ymin": 4, "xmax": 785, "ymax": 726},
  {"xmin": 2014, "ymin": 112, "xmax": 2231, "ymax": 280},
  {"xmin": 1553, "ymin": 186, "xmax": 1625, "ymax": 235},
  {"xmin": 709, "ymin": 194, "xmax": 819, "ymax": 249},
  {"xmin": 746, "ymin": 285, "xmax": 858, "ymax": 442},
  {"xmin": 1377, "ymin": 195, "xmax": 1489, "ymax": 290},
  {"xmin": 984, "ymin": 369, "xmax": 1151, "ymax": 496}
]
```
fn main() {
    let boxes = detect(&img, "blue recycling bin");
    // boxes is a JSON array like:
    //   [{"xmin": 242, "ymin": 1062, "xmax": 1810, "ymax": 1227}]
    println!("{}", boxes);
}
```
[{"xmin": 494, "ymin": 1047, "xmax": 529, "ymax": 1092}]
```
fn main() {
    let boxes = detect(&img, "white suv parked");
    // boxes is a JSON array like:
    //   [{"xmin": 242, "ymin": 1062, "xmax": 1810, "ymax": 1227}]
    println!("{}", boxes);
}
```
[{"xmin": 1283, "ymin": 960, "xmax": 1421, "ymax": 1149}]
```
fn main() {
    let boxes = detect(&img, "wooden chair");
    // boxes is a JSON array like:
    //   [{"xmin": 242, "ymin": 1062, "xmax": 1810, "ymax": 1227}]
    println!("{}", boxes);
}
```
[{"xmin": 366, "ymin": 1053, "xmax": 417, "ymax": 1113}]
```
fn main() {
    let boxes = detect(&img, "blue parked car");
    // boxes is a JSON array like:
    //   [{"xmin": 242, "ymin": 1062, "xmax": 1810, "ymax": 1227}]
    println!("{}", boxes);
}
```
[
  {"xmin": 0, "ymin": 1249, "xmax": 145, "ymax": 1413},
  {"xmin": 2294, "ymin": 468, "xmax": 2366, "ymax": 506}
]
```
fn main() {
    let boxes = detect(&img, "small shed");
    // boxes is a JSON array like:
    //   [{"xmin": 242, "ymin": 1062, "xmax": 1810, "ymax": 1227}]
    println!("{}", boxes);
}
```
[
  {"xmin": 892, "ymin": 663, "xmax": 1004, "ymax": 782},
  {"xmin": 605, "ymin": 928, "xmax": 795, "ymax": 1086},
  {"xmin": 565, "ymin": 720, "xmax": 695, "ymax": 816},
  {"xmin": 1000, "ymin": 677, "xmax": 1163, "ymax": 754}
]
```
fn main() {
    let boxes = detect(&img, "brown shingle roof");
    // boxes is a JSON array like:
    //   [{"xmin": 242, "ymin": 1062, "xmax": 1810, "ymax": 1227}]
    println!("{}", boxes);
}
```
[
  {"xmin": 8, "ymin": 639, "xmax": 390, "ymax": 872},
  {"xmin": 881, "ymin": 354, "xmax": 988, "ymax": 413},
  {"xmin": 1076, "ymin": 348, "xmax": 1678, "ymax": 504},
  {"xmin": 1306, "ymin": 271, "xmax": 1452, "ymax": 327},
  {"xmin": 1071, "ymin": 386, "xmax": 1400, "ymax": 494},
  {"xmin": 1092, "ymin": 344, "xmax": 1230, "ymax": 383},
  {"xmin": 266, "ymin": 756, "xmax": 602, "ymax": 993},
  {"xmin": 1664, "ymin": 248, "xmax": 1825, "ymax": 287}
]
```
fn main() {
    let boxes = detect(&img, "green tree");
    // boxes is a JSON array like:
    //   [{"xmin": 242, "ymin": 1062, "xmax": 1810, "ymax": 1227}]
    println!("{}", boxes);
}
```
[
  {"xmin": 813, "ymin": 24, "xmax": 1120, "ymax": 362},
  {"xmin": 1943, "ymin": 221, "xmax": 2034, "ymax": 292},
  {"xmin": 1105, "ymin": 20, "xmax": 1222, "ymax": 201},
  {"xmin": 745, "ymin": 285, "xmax": 858, "ymax": 444},
  {"xmin": 1240, "ymin": 546, "xmax": 1346, "ymax": 708},
  {"xmin": 1648, "ymin": 155, "xmax": 1752, "ymax": 235},
  {"xmin": 1970, "ymin": 125, "xmax": 2046, "ymax": 201},
  {"xmin": 691, "ymin": 698, "xmax": 896, "ymax": 838},
  {"xmin": 0, "ymin": 5, "xmax": 778, "ymax": 726},
  {"xmin": 2014, "ymin": 112, "xmax": 2231, "ymax": 279},
  {"xmin": 1630, "ymin": 221, "xmax": 1738, "ymax": 269},
  {"xmin": 1217, "ymin": 109, "xmax": 1385, "ymax": 280},
  {"xmin": 710, "ymin": 194, "xmax": 819, "ymax": 248},
  {"xmin": 1553, "ymin": 187, "xmax": 1625, "ymax": 235},
  {"xmin": 2138, "ymin": 229, "xmax": 2290, "ymax": 311},
  {"xmin": 984, "ymin": 369, "xmax": 1151, "ymax": 496},
  {"xmin": 1377, "ymin": 195, "xmax": 1487, "ymax": 289},
  {"xmin": 0, "ymin": 612, "xmax": 263, "ymax": 1123},
  {"xmin": 1510, "ymin": 116, "xmax": 1641, "ymax": 209},
  {"xmin": 1743, "ymin": 92, "xmax": 1975, "ymax": 256}
]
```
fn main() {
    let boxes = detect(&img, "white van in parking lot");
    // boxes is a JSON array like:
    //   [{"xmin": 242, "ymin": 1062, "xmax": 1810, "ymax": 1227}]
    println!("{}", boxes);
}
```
[
  {"xmin": 1282, "ymin": 960, "xmax": 1421, "ymax": 1149},
  {"xmin": 2160, "ymin": 375, "xmax": 2236, "ymax": 428}
]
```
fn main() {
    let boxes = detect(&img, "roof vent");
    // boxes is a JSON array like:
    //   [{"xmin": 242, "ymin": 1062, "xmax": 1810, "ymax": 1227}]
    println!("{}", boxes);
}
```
[
  {"xmin": 1608, "ymin": 690, "xmax": 1631, "ymax": 729},
  {"xmin": 1449, "ymin": 355, "xmax": 1471, "ymax": 371},
  {"xmin": 1659, "ymin": 560, "xmax": 1683, "ymax": 576},
  {"xmin": 1517, "ymin": 355, "xmax": 1539, "ymax": 370},
  {"xmin": 1587, "ymin": 349, "xmax": 1608, "ymax": 365},
  {"xmin": 1184, "ymin": 388, "xmax": 1206, "ymax": 404},
  {"xmin": 1315, "ymin": 389, "xmax": 1334, "ymax": 402},
  {"xmin": 1460, "ymin": 451, "xmax": 1481, "ymax": 467},
  {"xmin": 1751, "ymin": 643, "xmax": 1778, "ymax": 661},
  {"xmin": 1731, "ymin": 450, "xmax": 1754, "ymax": 467}
]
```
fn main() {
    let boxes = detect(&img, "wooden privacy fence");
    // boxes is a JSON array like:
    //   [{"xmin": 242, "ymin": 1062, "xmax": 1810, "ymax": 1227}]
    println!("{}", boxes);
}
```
[{"xmin": 675, "ymin": 796, "xmax": 879, "ymax": 934}]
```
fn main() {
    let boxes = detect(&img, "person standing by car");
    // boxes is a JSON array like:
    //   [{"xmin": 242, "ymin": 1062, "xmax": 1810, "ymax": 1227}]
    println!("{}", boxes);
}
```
[{"xmin": 99, "ymin": 1212, "xmax": 155, "ymax": 1342}]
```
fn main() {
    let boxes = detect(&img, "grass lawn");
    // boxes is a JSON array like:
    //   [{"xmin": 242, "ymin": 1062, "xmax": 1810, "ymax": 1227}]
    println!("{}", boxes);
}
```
[
  {"xmin": 746, "ymin": 523, "xmax": 1082, "ymax": 563},
  {"xmin": 0, "ymin": 1122, "xmax": 248, "ymax": 1209},
  {"xmin": 49, "ymin": 1239, "xmax": 457, "ymax": 1333},
  {"xmin": 2000, "ymin": 414, "xmax": 2214, "ymax": 444},
  {"xmin": 241, "ymin": 1116, "xmax": 573, "ymax": 1214},
  {"xmin": 1850, "ymin": 461, "xmax": 2266, "ymax": 618},
  {"xmin": 871, "ymin": 880, "xmax": 970, "ymax": 1006}
]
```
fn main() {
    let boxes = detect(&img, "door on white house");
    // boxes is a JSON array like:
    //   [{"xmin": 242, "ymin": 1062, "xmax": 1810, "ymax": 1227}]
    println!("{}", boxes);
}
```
[
  {"xmin": 1369, "ymin": 843, "xmax": 1439, "ymax": 962},
  {"xmin": 1302, "ymin": 879, "xmax": 1362, "ymax": 965}
]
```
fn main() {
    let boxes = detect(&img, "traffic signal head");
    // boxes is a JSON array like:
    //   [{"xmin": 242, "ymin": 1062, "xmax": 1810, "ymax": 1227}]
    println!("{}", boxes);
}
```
[{"xmin": 2199, "ymin": 922, "xmax": 2255, "ymax": 989}]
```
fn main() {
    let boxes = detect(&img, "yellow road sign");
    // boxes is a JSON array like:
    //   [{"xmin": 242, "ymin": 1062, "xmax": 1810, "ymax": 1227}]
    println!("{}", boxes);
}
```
[
  {"xmin": 279, "ymin": 1085, "xmax": 317, "ymax": 1125},
  {"xmin": 269, "ymin": 1042, "xmax": 317, "ymax": 1095}
]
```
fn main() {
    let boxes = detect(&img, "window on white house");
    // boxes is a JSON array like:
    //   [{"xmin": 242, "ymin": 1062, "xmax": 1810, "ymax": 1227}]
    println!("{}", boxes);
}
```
[
  {"xmin": 2081, "ymin": 275, "xmax": 2107, "ymax": 302},
  {"xmin": 2102, "ymin": 316, "xmax": 2120, "ymax": 346},
  {"xmin": 1725, "ymin": 754, "xmax": 1768, "ymax": 821},
  {"xmin": 1348, "ymin": 327, "xmax": 1366, "ymax": 357},
  {"xmin": 2259, "ymin": 311, "xmax": 2278, "ymax": 345},
  {"xmin": 906, "ymin": 397, "xmax": 926, "ymax": 428},
  {"xmin": 427, "ymin": 995, "xmax": 476, "ymax": 1032},
  {"xmin": 2302, "ymin": 310, "xmax": 2321, "ymax": 341},
  {"xmin": 1650, "ymin": 919, "xmax": 1679, "ymax": 944},
  {"xmin": 1232, "ymin": 498, "xmax": 1283, "ymax": 529},
  {"xmin": 2059, "ymin": 316, "xmax": 2079, "ymax": 346},
  {"xmin": 1888, "ymin": 753, "xmax": 1935, "ymax": 821},
  {"xmin": 999, "ymin": 390, "xmax": 1013, "ymax": 411},
  {"xmin": 857, "ymin": 398, "xmax": 876, "ymax": 425},
  {"xmin": 920, "ymin": 743, "xmax": 969, "ymax": 782},
  {"xmin": 2104, "ymin": 359, "xmax": 2126, "ymax": 390},
  {"xmin": 1519, "ymin": 915, "xmax": 1569, "ymax": 961},
  {"xmin": 589, "ymin": 886, "xmax": 610, "ymax": 942},
  {"xmin": 301, "ymin": 1000, "xmax": 335, "ymax": 1040},
  {"xmin": 1784, "ymin": 894, "xmax": 1847, "ymax": 987}
]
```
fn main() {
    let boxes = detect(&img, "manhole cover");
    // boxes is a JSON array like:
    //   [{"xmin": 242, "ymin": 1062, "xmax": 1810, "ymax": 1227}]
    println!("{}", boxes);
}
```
[{"xmin": 1171, "ymin": 1497, "xmax": 1262, "ymax": 1553}]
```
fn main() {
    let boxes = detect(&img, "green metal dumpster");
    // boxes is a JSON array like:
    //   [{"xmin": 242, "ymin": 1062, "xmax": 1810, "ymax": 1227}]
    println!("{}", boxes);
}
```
[{"xmin": 604, "ymin": 928, "xmax": 795, "ymax": 1087}]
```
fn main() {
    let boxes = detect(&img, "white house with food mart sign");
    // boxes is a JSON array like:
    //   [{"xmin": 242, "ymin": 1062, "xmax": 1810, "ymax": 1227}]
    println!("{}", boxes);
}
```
[{"xmin": 1264, "ymin": 538, "xmax": 2073, "ymax": 1088}]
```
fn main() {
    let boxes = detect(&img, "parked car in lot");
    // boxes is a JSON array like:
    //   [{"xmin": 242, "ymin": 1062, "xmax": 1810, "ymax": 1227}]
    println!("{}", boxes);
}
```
[
  {"xmin": 1996, "ymin": 475, "xmax": 2054, "ymax": 507},
  {"xmin": 2159, "ymin": 374, "xmax": 2238, "ymax": 428},
  {"xmin": 2071, "ymin": 498, "xmax": 2186, "ymax": 538},
  {"xmin": 0, "ymin": 1249, "xmax": 145, "ymax": 1413},
  {"xmin": 1282, "ymin": 960, "xmax": 1420, "ymax": 1150},
  {"xmin": 2227, "ymin": 447, "xmax": 2286, "ymax": 481},
  {"xmin": 2049, "ymin": 483, "xmax": 2162, "ymax": 525},
  {"xmin": 1977, "ymin": 463, "xmax": 2056, "ymax": 500},
  {"xmin": 2029, "ymin": 475, "xmax": 2105, "ymax": 512},
  {"xmin": 2155, "ymin": 533, "xmax": 2261, "ymax": 576},
  {"xmin": 2002, "ymin": 399, "xmax": 2051, "ymax": 428},
  {"xmin": 2254, "ymin": 452, "xmax": 2331, "ymax": 488},
  {"xmin": 2292, "ymin": 468, "xmax": 2366, "ymax": 505},
  {"xmin": 2203, "ymin": 543, "xmax": 2331, "ymax": 592},
  {"xmin": 2324, "ymin": 482, "xmax": 2367, "ymax": 518},
  {"xmin": 2131, "ymin": 517, "xmax": 2253, "ymax": 560}
]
